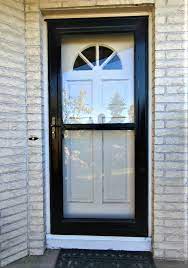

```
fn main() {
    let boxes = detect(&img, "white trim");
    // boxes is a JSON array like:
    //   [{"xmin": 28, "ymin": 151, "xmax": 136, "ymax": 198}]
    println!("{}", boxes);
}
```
[
  {"xmin": 46, "ymin": 235, "xmax": 152, "ymax": 251},
  {"xmin": 42, "ymin": 6, "xmax": 153, "ymax": 20},
  {"xmin": 43, "ymin": 9, "xmax": 153, "ymax": 241}
]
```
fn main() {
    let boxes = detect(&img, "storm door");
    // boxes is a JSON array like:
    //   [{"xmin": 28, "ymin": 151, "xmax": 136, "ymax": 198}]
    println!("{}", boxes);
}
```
[
  {"xmin": 48, "ymin": 17, "xmax": 148, "ymax": 236},
  {"xmin": 62, "ymin": 35, "xmax": 135, "ymax": 219}
]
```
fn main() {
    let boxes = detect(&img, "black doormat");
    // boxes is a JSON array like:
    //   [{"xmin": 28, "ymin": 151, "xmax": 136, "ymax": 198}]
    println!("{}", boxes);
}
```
[{"xmin": 55, "ymin": 249, "xmax": 156, "ymax": 268}]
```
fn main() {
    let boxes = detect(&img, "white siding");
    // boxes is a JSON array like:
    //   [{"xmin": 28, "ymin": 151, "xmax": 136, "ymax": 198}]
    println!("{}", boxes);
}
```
[{"xmin": 0, "ymin": 0, "xmax": 28, "ymax": 266}]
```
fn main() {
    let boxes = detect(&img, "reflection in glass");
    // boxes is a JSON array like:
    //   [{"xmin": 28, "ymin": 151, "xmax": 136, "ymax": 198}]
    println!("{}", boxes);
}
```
[
  {"xmin": 64, "ymin": 43, "xmax": 134, "ymax": 124},
  {"xmin": 82, "ymin": 46, "xmax": 96, "ymax": 66},
  {"xmin": 63, "ymin": 80, "xmax": 93, "ymax": 124},
  {"xmin": 63, "ymin": 130, "xmax": 135, "ymax": 218},
  {"xmin": 108, "ymin": 92, "xmax": 126, "ymax": 123},
  {"xmin": 103, "ymin": 54, "xmax": 122, "ymax": 70},
  {"xmin": 73, "ymin": 55, "xmax": 92, "ymax": 70},
  {"xmin": 63, "ymin": 79, "xmax": 134, "ymax": 124},
  {"xmin": 99, "ymin": 46, "xmax": 113, "ymax": 66}
]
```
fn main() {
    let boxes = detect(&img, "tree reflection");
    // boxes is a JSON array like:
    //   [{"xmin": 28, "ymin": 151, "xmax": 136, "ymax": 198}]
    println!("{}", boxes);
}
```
[
  {"xmin": 63, "ymin": 89, "xmax": 92, "ymax": 123},
  {"xmin": 108, "ymin": 92, "xmax": 127, "ymax": 122},
  {"xmin": 63, "ymin": 89, "xmax": 93, "ymax": 167}
]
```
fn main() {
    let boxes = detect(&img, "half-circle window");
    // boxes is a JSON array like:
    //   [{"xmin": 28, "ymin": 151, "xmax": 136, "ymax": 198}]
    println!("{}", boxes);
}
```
[{"xmin": 73, "ymin": 45, "xmax": 122, "ymax": 71}]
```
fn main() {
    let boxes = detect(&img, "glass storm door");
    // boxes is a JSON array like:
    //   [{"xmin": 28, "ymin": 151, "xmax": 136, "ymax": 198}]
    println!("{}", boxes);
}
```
[
  {"xmin": 62, "ymin": 35, "xmax": 135, "ymax": 219},
  {"xmin": 48, "ymin": 17, "xmax": 148, "ymax": 236}
]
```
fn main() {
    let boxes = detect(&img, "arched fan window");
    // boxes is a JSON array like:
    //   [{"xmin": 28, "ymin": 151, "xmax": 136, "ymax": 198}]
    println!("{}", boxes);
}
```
[{"xmin": 73, "ymin": 45, "xmax": 122, "ymax": 71}]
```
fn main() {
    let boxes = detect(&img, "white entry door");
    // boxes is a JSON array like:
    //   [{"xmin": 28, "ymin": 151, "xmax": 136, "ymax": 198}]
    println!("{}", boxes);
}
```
[{"xmin": 61, "ymin": 34, "xmax": 135, "ymax": 219}]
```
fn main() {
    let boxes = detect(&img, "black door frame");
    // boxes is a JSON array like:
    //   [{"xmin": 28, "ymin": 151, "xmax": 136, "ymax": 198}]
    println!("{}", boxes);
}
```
[{"xmin": 47, "ymin": 16, "xmax": 148, "ymax": 236}]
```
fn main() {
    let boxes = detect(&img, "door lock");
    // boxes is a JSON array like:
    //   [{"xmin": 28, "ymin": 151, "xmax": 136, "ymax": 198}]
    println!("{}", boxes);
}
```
[
  {"xmin": 51, "ymin": 117, "xmax": 62, "ymax": 140},
  {"xmin": 51, "ymin": 116, "xmax": 56, "ymax": 139},
  {"xmin": 51, "ymin": 126, "xmax": 56, "ymax": 139}
]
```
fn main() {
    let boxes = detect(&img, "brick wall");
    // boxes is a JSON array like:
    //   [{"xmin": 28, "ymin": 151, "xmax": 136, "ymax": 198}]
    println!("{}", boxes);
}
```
[
  {"xmin": 153, "ymin": 0, "xmax": 188, "ymax": 260},
  {"xmin": 25, "ymin": 3, "xmax": 46, "ymax": 256},
  {"xmin": 0, "ymin": 0, "xmax": 28, "ymax": 266},
  {"xmin": 0, "ymin": 0, "xmax": 187, "ymax": 266}
]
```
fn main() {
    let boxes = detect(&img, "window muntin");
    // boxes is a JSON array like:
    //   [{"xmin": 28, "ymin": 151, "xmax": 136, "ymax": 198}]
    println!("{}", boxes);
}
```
[
  {"xmin": 73, "ymin": 45, "xmax": 122, "ymax": 71},
  {"xmin": 63, "ymin": 41, "xmax": 134, "ymax": 124}
]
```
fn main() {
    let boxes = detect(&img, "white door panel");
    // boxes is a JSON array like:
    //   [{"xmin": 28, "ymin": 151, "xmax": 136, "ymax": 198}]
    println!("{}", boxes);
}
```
[
  {"xmin": 103, "ymin": 131, "xmax": 130, "ymax": 203},
  {"xmin": 63, "ymin": 130, "xmax": 135, "ymax": 219},
  {"xmin": 64, "ymin": 131, "xmax": 94, "ymax": 203}
]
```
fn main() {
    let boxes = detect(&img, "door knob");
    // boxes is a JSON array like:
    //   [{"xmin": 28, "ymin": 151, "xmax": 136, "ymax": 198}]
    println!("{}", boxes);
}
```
[{"xmin": 29, "ymin": 136, "xmax": 39, "ymax": 141}]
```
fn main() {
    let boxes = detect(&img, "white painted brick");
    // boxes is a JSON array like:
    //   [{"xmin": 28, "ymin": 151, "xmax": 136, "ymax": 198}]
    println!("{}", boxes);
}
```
[
  {"xmin": 167, "ymin": 33, "xmax": 187, "ymax": 41},
  {"xmin": 155, "ymin": 69, "xmax": 166, "ymax": 77},
  {"xmin": 156, "ymin": 177, "xmax": 184, "ymax": 186},
  {"xmin": 156, "ymin": 77, "xmax": 184, "ymax": 86},
  {"xmin": 0, "ymin": 227, "xmax": 28, "ymax": 243},
  {"xmin": 153, "ymin": 248, "xmax": 165, "ymax": 258},
  {"xmin": 155, "ymin": 144, "xmax": 187, "ymax": 153},
  {"xmin": 1, "ymin": 203, "xmax": 27, "ymax": 217},
  {"xmin": 0, "ymin": 4, "xmax": 27, "ymax": 263},
  {"xmin": 164, "ymin": 249, "xmax": 185, "ymax": 260},
  {"xmin": 155, "ymin": 111, "xmax": 186, "ymax": 120},
  {"xmin": 0, "ymin": 189, "xmax": 27, "ymax": 201},
  {"xmin": 156, "ymin": 59, "xmax": 188, "ymax": 68},
  {"xmin": 154, "ymin": 242, "xmax": 184, "ymax": 251},
  {"xmin": 166, "ymin": 51, "xmax": 186, "ymax": 60},
  {"xmin": 155, "ymin": 161, "xmax": 185, "ymax": 169},
  {"xmin": 154, "ymin": 137, "xmax": 165, "ymax": 144},
  {"xmin": 29, "ymin": 240, "xmax": 45, "ymax": 248},
  {"xmin": 164, "ymin": 186, "xmax": 185, "ymax": 194},
  {"xmin": 155, "ymin": 50, "xmax": 166, "ymax": 59},
  {"xmin": 156, "ymin": 41, "xmax": 186, "ymax": 51},
  {"xmin": 165, "ymin": 170, "xmax": 186, "ymax": 178},
  {"xmin": 155, "ymin": 86, "xmax": 165, "ymax": 94},
  {"xmin": 155, "ymin": 120, "xmax": 165, "ymax": 128},
  {"xmin": 166, "ymin": 86, "xmax": 186, "ymax": 94},
  {"xmin": 165, "ymin": 152, "xmax": 187, "ymax": 161},
  {"xmin": 154, "ymin": 210, "xmax": 184, "ymax": 219},
  {"xmin": 1, "ymin": 235, "xmax": 27, "ymax": 250},
  {"xmin": 155, "ymin": 94, "xmax": 185, "ymax": 103},
  {"xmin": 154, "ymin": 202, "xmax": 185, "ymax": 211},
  {"xmin": 155, "ymin": 128, "xmax": 186, "ymax": 137},
  {"xmin": 165, "ymin": 136, "xmax": 187, "ymax": 144},
  {"xmin": 0, "ymin": 211, "xmax": 27, "ymax": 226},
  {"xmin": 1, "ymin": 250, "xmax": 28, "ymax": 267},
  {"xmin": 154, "ymin": 234, "xmax": 165, "ymax": 242},
  {"xmin": 29, "ymin": 248, "xmax": 44, "ymax": 256},
  {"xmin": 155, "ymin": 193, "xmax": 185, "ymax": 203},
  {"xmin": 0, "ymin": 195, "xmax": 27, "ymax": 210},
  {"xmin": 166, "ymin": 120, "xmax": 186, "ymax": 128},
  {"xmin": 155, "ymin": 104, "xmax": 166, "ymax": 112},
  {"xmin": 166, "ymin": 0, "xmax": 185, "ymax": 7},
  {"xmin": 1, "ymin": 242, "xmax": 27, "ymax": 259}
]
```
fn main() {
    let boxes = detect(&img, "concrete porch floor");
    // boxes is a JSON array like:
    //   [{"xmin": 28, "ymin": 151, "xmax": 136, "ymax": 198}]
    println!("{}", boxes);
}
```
[{"xmin": 5, "ymin": 250, "xmax": 187, "ymax": 268}]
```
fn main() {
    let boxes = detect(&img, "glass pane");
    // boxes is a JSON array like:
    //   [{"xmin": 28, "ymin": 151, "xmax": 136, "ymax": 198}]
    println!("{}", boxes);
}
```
[
  {"xmin": 100, "ymin": 80, "xmax": 134, "ymax": 123},
  {"xmin": 82, "ymin": 46, "xmax": 96, "ymax": 66},
  {"xmin": 73, "ymin": 55, "xmax": 92, "ymax": 71},
  {"xmin": 103, "ymin": 54, "xmax": 122, "ymax": 70},
  {"xmin": 63, "ymin": 80, "xmax": 93, "ymax": 124},
  {"xmin": 99, "ymin": 46, "xmax": 113, "ymax": 66},
  {"xmin": 63, "ymin": 130, "xmax": 135, "ymax": 219},
  {"xmin": 62, "ymin": 33, "xmax": 134, "ymax": 123}
]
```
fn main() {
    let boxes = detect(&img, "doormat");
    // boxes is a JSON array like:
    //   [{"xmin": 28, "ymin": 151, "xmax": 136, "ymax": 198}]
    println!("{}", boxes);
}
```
[{"xmin": 55, "ymin": 249, "xmax": 156, "ymax": 268}]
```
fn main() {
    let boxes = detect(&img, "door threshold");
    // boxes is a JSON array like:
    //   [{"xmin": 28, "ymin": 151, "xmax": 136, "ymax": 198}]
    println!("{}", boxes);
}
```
[{"xmin": 46, "ymin": 234, "xmax": 151, "ymax": 251}]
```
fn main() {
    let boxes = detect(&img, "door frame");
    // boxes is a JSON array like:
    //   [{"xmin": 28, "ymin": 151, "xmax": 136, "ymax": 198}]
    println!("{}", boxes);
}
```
[{"xmin": 47, "ymin": 16, "xmax": 148, "ymax": 237}]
